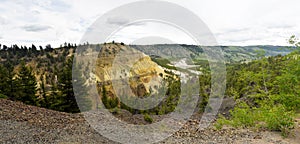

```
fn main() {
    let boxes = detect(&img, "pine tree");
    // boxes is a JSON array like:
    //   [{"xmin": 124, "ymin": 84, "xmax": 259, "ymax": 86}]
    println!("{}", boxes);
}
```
[
  {"xmin": 0, "ymin": 64, "xmax": 8, "ymax": 96},
  {"xmin": 57, "ymin": 57, "xmax": 91, "ymax": 113},
  {"xmin": 4, "ymin": 62, "xmax": 18, "ymax": 100},
  {"xmin": 39, "ymin": 74, "xmax": 48, "ymax": 107},
  {"xmin": 57, "ymin": 57, "xmax": 78, "ymax": 112},
  {"xmin": 47, "ymin": 82, "xmax": 63, "ymax": 111},
  {"xmin": 72, "ymin": 60, "xmax": 92, "ymax": 112},
  {"xmin": 16, "ymin": 62, "xmax": 38, "ymax": 105}
]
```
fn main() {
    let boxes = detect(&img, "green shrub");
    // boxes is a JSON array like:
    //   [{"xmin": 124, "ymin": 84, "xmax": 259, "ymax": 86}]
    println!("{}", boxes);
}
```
[
  {"xmin": 263, "ymin": 105, "xmax": 294, "ymax": 137},
  {"xmin": 215, "ymin": 102, "xmax": 295, "ymax": 137},
  {"xmin": 214, "ymin": 115, "xmax": 229, "ymax": 130},
  {"xmin": 109, "ymin": 107, "xmax": 120, "ymax": 115},
  {"xmin": 0, "ymin": 93, "xmax": 8, "ymax": 99},
  {"xmin": 144, "ymin": 114, "xmax": 153, "ymax": 123}
]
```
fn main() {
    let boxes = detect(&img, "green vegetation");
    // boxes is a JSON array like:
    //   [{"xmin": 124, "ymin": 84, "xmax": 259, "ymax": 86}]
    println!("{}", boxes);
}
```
[
  {"xmin": 144, "ymin": 113, "xmax": 153, "ymax": 123},
  {"xmin": 0, "ymin": 39, "xmax": 298, "ymax": 137},
  {"xmin": 198, "ymin": 72, "xmax": 211, "ymax": 112},
  {"xmin": 215, "ymin": 103, "xmax": 295, "ymax": 137},
  {"xmin": 0, "ymin": 93, "xmax": 7, "ymax": 99},
  {"xmin": 15, "ymin": 61, "xmax": 38, "ymax": 105},
  {"xmin": 152, "ymin": 57, "xmax": 177, "ymax": 70},
  {"xmin": 0, "ymin": 43, "xmax": 91, "ymax": 113},
  {"xmin": 104, "ymin": 77, "xmax": 181, "ymax": 115},
  {"xmin": 0, "ymin": 61, "xmax": 38, "ymax": 105},
  {"xmin": 55, "ymin": 57, "xmax": 92, "ymax": 113},
  {"xmin": 215, "ymin": 36, "xmax": 300, "ymax": 136}
]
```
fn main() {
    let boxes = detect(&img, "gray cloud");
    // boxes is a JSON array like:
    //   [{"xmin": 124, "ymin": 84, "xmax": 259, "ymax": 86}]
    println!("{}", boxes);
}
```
[
  {"xmin": 267, "ymin": 24, "xmax": 294, "ymax": 29},
  {"xmin": 107, "ymin": 17, "xmax": 130, "ymax": 26},
  {"xmin": 227, "ymin": 37, "xmax": 258, "ymax": 43},
  {"xmin": 106, "ymin": 17, "xmax": 146, "ymax": 26},
  {"xmin": 226, "ymin": 28, "xmax": 250, "ymax": 33},
  {"xmin": 22, "ymin": 24, "xmax": 52, "ymax": 32},
  {"xmin": 127, "ymin": 22, "xmax": 146, "ymax": 26},
  {"xmin": 215, "ymin": 28, "xmax": 250, "ymax": 36}
]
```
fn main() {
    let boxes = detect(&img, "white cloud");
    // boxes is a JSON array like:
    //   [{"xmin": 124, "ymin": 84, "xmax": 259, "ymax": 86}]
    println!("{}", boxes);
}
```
[
  {"xmin": 106, "ymin": 21, "xmax": 197, "ymax": 45},
  {"xmin": 0, "ymin": 0, "xmax": 299, "ymax": 47}
]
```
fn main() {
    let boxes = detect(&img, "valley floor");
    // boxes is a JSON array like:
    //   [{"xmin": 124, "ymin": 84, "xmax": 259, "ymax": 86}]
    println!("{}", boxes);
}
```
[{"xmin": 0, "ymin": 99, "xmax": 299, "ymax": 144}]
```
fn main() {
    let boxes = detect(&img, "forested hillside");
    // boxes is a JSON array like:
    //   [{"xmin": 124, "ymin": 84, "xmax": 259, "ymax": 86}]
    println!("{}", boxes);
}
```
[
  {"xmin": 214, "ymin": 41, "xmax": 300, "ymax": 136},
  {"xmin": 0, "ymin": 43, "xmax": 90, "ymax": 113},
  {"xmin": 0, "ymin": 41, "xmax": 298, "ymax": 137}
]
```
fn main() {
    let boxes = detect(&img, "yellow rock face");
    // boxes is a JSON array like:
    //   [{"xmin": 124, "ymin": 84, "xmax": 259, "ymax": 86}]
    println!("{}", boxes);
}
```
[{"xmin": 92, "ymin": 43, "xmax": 167, "ymax": 97}]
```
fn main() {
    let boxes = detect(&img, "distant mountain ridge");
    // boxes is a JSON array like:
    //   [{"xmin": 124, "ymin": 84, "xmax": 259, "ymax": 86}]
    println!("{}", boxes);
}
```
[{"xmin": 130, "ymin": 44, "xmax": 291, "ymax": 63}]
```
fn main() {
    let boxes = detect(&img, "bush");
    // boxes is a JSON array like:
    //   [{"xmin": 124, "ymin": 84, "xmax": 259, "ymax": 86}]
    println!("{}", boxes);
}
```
[
  {"xmin": 0, "ymin": 93, "xmax": 8, "ymax": 99},
  {"xmin": 109, "ymin": 107, "xmax": 120, "ymax": 115},
  {"xmin": 229, "ymin": 102, "xmax": 256, "ymax": 127},
  {"xmin": 144, "ymin": 114, "xmax": 153, "ymax": 123},
  {"xmin": 215, "ymin": 102, "xmax": 295, "ymax": 137},
  {"xmin": 214, "ymin": 115, "xmax": 228, "ymax": 130},
  {"xmin": 264, "ymin": 105, "xmax": 294, "ymax": 137}
]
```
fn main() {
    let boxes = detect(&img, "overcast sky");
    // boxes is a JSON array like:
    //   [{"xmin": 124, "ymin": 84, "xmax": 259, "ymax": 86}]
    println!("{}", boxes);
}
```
[{"xmin": 0, "ymin": 0, "xmax": 299, "ymax": 47}]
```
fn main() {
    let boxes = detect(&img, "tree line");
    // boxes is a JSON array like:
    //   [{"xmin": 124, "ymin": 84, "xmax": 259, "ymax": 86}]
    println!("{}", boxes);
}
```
[{"xmin": 0, "ymin": 44, "xmax": 91, "ymax": 113}]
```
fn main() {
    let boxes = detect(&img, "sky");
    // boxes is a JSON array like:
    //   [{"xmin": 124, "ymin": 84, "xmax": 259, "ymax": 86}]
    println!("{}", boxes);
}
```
[{"xmin": 0, "ymin": 0, "xmax": 299, "ymax": 47}]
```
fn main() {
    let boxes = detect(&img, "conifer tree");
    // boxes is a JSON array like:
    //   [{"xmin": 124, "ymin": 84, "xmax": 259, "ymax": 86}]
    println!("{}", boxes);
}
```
[
  {"xmin": 57, "ymin": 57, "xmax": 91, "ymax": 113},
  {"xmin": 4, "ymin": 62, "xmax": 18, "ymax": 100},
  {"xmin": 44, "ymin": 81, "xmax": 61, "ymax": 111},
  {"xmin": 0, "ymin": 64, "xmax": 8, "ymax": 96},
  {"xmin": 57, "ymin": 57, "xmax": 78, "ymax": 112},
  {"xmin": 39, "ymin": 74, "xmax": 48, "ymax": 107},
  {"xmin": 16, "ymin": 62, "xmax": 37, "ymax": 105}
]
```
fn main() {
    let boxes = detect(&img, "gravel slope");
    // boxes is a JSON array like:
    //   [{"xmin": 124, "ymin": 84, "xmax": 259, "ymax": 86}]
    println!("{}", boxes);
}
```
[{"xmin": 0, "ymin": 99, "xmax": 298, "ymax": 144}]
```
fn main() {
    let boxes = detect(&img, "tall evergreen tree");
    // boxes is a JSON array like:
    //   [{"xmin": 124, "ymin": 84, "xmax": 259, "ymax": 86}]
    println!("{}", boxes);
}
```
[
  {"xmin": 32, "ymin": 44, "xmax": 37, "ymax": 51},
  {"xmin": 4, "ymin": 62, "xmax": 18, "ymax": 100},
  {"xmin": 39, "ymin": 74, "xmax": 48, "ymax": 107},
  {"xmin": 57, "ymin": 58, "xmax": 77, "ymax": 112},
  {"xmin": 57, "ymin": 57, "xmax": 92, "ymax": 113},
  {"xmin": 44, "ymin": 81, "xmax": 63, "ymax": 111},
  {"xmin": 0, "ymin": 64, "xmax": 8, "ymax": 96},
  {"xmin": 16, "ymin": 62, "xmax": 38, "ymax": 105}
]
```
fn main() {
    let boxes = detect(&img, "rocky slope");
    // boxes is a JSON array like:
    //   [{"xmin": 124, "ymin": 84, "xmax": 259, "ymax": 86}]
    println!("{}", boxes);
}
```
[
  {"xmin": 99, "ymin": 43, "xmax": 167, "ymax": 90},
  {"xmin": 1, "ymin": 99, "xmax": 299, "ymax": 144},
  {"xmin": 76, "ymin": 43, "xmax": 170, "ymax": 102}
]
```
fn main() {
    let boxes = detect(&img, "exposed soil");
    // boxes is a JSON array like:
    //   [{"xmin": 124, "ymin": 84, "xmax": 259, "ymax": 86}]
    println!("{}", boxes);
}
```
[{"xmin": 0, "ymin": 99, "xmax": 299, "ymax": 144}]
